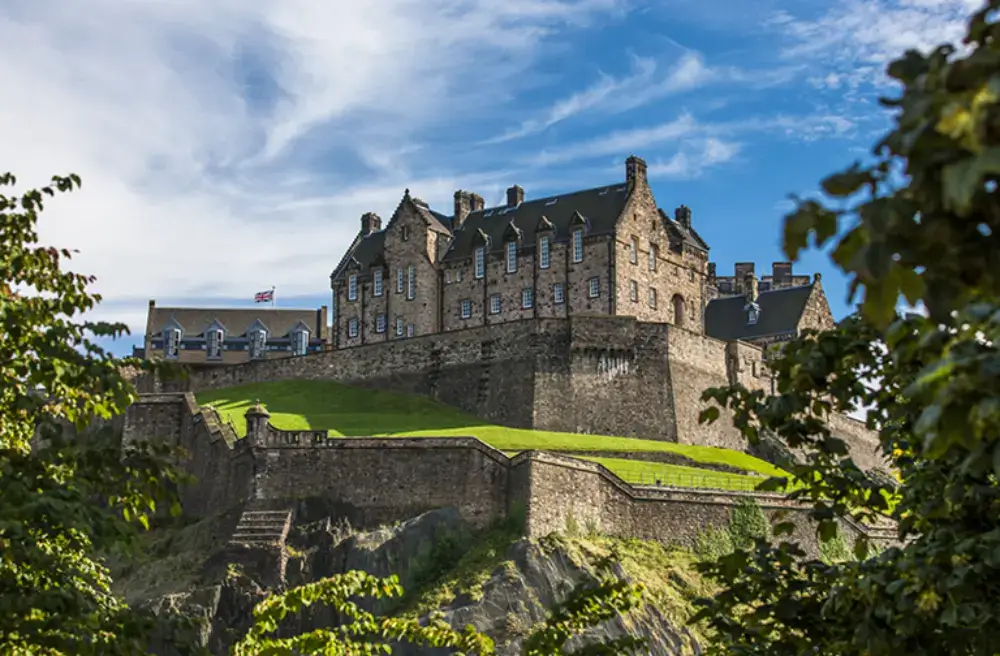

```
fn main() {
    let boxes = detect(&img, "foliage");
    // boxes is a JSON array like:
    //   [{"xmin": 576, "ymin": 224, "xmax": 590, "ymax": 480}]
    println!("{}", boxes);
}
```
[
  {"xmin": 0, "ymin": 172, "xmax": 186, "ymax": 655},
  {"xmin": 692, "ymin": 3, "xmax": 1000, "ymax": 653},
  {"xmin": 234, "ymin": 552, "xmax": 649, "ymax": 656},
  {"xmin": 695, "ymin": 497, "xmax": 769, "ymax": 560},
  {"xmin": 819, "ymin": 528, "xmax": 853, "ymax": 565}
]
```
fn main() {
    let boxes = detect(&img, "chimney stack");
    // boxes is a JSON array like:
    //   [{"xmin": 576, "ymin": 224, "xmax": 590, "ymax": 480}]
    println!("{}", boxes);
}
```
[
  {"xmin": 625, "ymin": 155, "xmax": 648, "ymax": 187},
  {"xmin": 454, "ymin": 191, "xmax": 472, "ymax": 229},
  {"xmin": 772, "ymin": 261, "xmax": 793, "ymax": 286},
  {"xmin": 745, "ymin": 273, "xmax": 759, "ymax": 304},
  {"xmin": 707, "ymin": 262, "xmax": 716, "ymax": 280},
  {"xmin": 675, "ymin": 205, "xmax": 692, "ymax": 230},
  {"xmin": 734, "ymin": 262, "xmax": 755, "ymax": 293},
  {"xmin": 360, "ymin": 212, "xmax": 382, "ymax": 236},
  {"xmin": 506, "ymin": 185, "xmax": 524, "ymax": 207},
  {"xmin": 470, "ymin": 193, "xmax": 485, "ymax": 212}
]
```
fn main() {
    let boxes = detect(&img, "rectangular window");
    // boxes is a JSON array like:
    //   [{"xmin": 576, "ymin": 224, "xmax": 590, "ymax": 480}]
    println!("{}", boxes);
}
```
[
  {"xmin": 375, "ymin": 314, "xmax": 386, "ymax": 333},
  {"xmin": 406, "ymin": 323, "xmax": 415, "ymax": 337},
  {"xmin": 629, "ymin": 236, "xmax": 638, "ymax": 264},
  {"xmin": 249, "ymin": 330, "xmax": 267, "ymax": 359},
  {"xmin": 373, "ymin": 269, "xmax": 383, "ymax": 296},
  {"xmin": 522, "ymin": 287, "xmax": 534, "ymax": 309},
  {"xmin": 649, "ymin": 287, "xmax": 657, "ymax": 309},
  {"xmin": 292, "ymin": 331, "xmax": 308, "ymax": 356},
  {"xmin": 347, "ymin": 318, "xmax": 359, "ymax": 338},
  {"xmin": 490, "ymin": 294, "xmax": 501, "ymax": 315},
  {"xmin": 553, "ymin": 283, "xmax": 565, "ymax": 305},
  {"xmin": 572, "ymin": 230, "xmax": 583, "ymax": 263},
  {"xmin": 207, "ymin": 330, "xmax": 222, "ymax": 359},
  {"xmin": 629, "ymin": 280, "xmax": 638, "ymax": 302},
  {"xmin": 474, "ymin": 247, "xmax": 485, "ymax": 279},
  {"xmin": 648, "ymin": 244, "xmax": 657, "ymax": 271},
  {"xmin": 395, "ymin": 317, "xmax": 404, "ymax": 336},
  {"xmin": 348, "ymin": 274, "xmax": 358, "ymax": 301},
  {"xmin": 588, "ymin": 277, "xmax": 600, "ymax": 298},
  {"xmin": 456, "ymin": 268, "xmax": 463, "ymax": 282},
  {"xmin": 539, "ymin": 236, "xmax": 550, "ymax": 269},
  {"xmin": 506, "ymin": 241, "xmax": 517, "ymax": 274},
  {"xmin": 164, "ymin": 329, "xmax": 180, "ymax": 359},
  {"xmin": 460, "ymin": 299, "xmax": 472, "ymax": 319},
  {"xmin": 406, "ymin": 264, "xmax": 415, "ymax": 300},
  {"xmin": 396, "ymin": 268, "xmax": 404, "ymax": 293}
]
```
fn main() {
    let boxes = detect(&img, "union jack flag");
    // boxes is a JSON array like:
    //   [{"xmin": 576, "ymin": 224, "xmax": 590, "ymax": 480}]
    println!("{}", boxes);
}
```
[{"xmin": 254, "ymin": 289, "xmax": 274, "ymax": 303}]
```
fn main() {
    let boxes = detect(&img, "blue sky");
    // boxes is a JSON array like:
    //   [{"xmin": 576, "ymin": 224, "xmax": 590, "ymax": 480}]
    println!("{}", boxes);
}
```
[{"xmin": 0, "ymin": 0, "xmax": 974, "ymax": 355}]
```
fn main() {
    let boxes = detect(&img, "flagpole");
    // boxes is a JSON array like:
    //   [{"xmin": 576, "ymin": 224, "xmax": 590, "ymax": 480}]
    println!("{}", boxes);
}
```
[{"xmin": 271, "ymin": 286, "xmax": 276, "ymax": 309}]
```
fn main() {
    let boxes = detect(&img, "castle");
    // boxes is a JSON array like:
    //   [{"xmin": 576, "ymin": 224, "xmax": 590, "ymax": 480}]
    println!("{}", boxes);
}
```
[
  {"xmin": 123, "ymin": 154, "xmax": 891, "ymax": 587},
  {"xmin": 327, "ymin": 155, "xmax": 834, "ymax": 348}
]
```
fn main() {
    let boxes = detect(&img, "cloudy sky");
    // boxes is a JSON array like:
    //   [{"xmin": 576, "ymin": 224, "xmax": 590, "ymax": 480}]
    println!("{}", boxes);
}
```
[{"xmin": 0, "ymin": 0, "xmax": 976, "ymax": 354}]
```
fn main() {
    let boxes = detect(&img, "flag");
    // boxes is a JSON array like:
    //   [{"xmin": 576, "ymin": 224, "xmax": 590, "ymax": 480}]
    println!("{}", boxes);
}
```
[{"xmin": 254, "ymin": 289, "xmax": 274, "ymax": 303}]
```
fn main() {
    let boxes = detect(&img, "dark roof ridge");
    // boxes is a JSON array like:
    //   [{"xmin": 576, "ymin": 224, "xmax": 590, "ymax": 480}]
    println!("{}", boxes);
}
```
[{"xmin": 471, "ymin": 181, "xmax": 625, "ymax": 215}]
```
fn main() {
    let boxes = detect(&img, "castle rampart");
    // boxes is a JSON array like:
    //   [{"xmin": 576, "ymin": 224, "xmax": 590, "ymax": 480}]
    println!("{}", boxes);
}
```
[{"xmin": 123, "ymin": 393, "xmax": 896, "ymax": 562}]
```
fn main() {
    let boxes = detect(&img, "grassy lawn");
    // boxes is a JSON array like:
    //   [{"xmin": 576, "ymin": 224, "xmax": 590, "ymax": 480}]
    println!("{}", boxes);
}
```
[{"xmin": 197, "ymin": 380, "xmax": 786, "ymax": 483}]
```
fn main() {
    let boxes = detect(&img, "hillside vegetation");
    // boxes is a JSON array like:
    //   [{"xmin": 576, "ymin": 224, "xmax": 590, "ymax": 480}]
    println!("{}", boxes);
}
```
[{"xmin": 196, "ymin": 380, "xmax": 785, "ymax": 490}]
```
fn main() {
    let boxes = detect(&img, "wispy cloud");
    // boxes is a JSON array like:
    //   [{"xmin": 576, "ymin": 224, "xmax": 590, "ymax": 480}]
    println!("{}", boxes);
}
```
[{"xmin": 646, "ymin": 138, "xmax": 742, "ymax": 179}]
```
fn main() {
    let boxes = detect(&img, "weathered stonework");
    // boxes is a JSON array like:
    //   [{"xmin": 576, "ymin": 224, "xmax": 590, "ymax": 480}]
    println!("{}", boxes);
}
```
[{"xmin": 123, "ymin": 396, "xmax": 897, "ymax": 570}]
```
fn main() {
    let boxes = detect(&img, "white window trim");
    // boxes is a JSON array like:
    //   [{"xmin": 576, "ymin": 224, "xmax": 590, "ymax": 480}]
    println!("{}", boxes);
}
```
[
  {"xmin": 460, "ymin": 299, "xmax": 472, "ymax": 319},
  {"xmin": 406, "ymin": 264, "xmax": 415, "ymax": 300},
  {"xmin": 522, "ymin": 288, "xmax": 533, "ymax": 309},
  {"xmin": 629, "ymin": 280, "xmax": 638, "ymax": 302},
  {"xmin": 588, "ymin": 277, "xmax": 600, "ymax": 299},
  {"xmin": 506, "ymin": 241, "xmax": 517, "ymax": 274},
  {"xmin": 629, "ymin": 237, "xmax": 638, "ymax": 264},
  {"xmin": 292, "ymin": 330, "xmax": 309, "ymax": 356},
  {"xmin": 348, "ymin": 273, "xmax": 358, "ymax": 301},
  {"xmin": 206, "ymin": 330, "xmax": 223, "ymax": 359},
  {"xmin": 649, "ymin": 287, "xmax": 657, "ymax": 309},
  {"xmin": 490, "ymin": 294, "xmax": 501, "ymax": 315},
  {"xmin": 249, "ymin": 330, "xmax": 268, "ymax": 358},
  {"xmin": 373, "ymin": 269, "xmax": 383, "ymax": 297},
  {"xmin": 396, "ymin": 268, "xmax": 404, "ymax": 293},
  {"xmin": 553, "ymin": 284, "xmax": 565, "ymax": 305},
  {"xmin": 572, "ymin": 230, "xmax": 583, "ymax": 263},
  {"xmin": 395, "ymin": 317, "xmax": 404, "ymax": 336},
  {"xmin": 163, "ymin": 328, "xmax": 181, "ymax": 359},
  {"xmin": 347, "ymin": 319, "xmax": 359, "ymax": 338},
  {"xmin": 376, "ymin": 314, "xmax": 386, "ymax": 333},
  {"xmin": 474, "ymin": 247, "xmax": 485, "ymax": 279},
  {"xmin": 648, "ymin": 244, "xmax": 657, "ymax": 271},
  {"xmin": 539, "ymin": 236, "xmax": 550, "ymax": 269}
]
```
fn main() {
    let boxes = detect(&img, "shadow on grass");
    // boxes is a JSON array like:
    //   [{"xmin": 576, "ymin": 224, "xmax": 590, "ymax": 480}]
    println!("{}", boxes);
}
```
[{"xmin": 196, "ymin": 380, "xmax": 484, "ymax": 436}]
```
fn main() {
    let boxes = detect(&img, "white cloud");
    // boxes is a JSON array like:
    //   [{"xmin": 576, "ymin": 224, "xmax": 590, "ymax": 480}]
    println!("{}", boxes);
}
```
[
  {"xmin": 646, "ymin": 138, "xmax": 742, "ymax": 179},
  {"xmin": 766, "ymin": 0, "xmax": 983, "ymax": 91},
  {"xmin": 0, "ymin": 0, "xmax": 627, "ymax": 334}
]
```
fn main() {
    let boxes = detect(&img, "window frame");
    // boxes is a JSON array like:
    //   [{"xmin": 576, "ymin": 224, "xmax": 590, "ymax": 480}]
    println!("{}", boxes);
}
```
[
  {"xmin": 474, "ymin": 247, "xmax": 486, "ymax": 279},
  {"xmin": 348, "ymin": 273, "xmax": 358, "ymax": 301},
  {"xmin": 460, "ymin": 299, "xmax": 472, "ymax": 319},
  {"xmin": 489, "ymin": 294, "xmax": 501, "ymax": 315},
  {"xmin": 522, "ymin": 287, "xmax": 533, "ymax": 309},
  {"xmin": 539, "ymin": 236, "xmax": 550, "ymax": 269},
  {"xmin": 572, "ymin": 230, "xmax": 584, "ymax": 263},
  {"xmin": 587, "ymin": 277, "xmax": 600, "ymax": 299},
  {"xmin": 553, "ymin": 283, "xmax": 565, "ymax": 305},
  {"xmin": 373, "ymin": 269, "xmax": 383, "ymax": 297},
  {"xmin": 505, "ymin": 241, "xmax": 517, "ymax": 274}
]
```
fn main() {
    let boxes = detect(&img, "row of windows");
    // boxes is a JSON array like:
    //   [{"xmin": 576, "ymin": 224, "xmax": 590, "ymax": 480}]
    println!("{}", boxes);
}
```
[
  {"xmin": 347, "ymin": 265, "xmax": 415, "ymax": 302},
  {"xmin": 478, "ymin": 229, "xmax": 584, "ymax": 279},
  {"xmin": 346, "ymin": 315, "xmax": 415, "ymax": 339},
  {"xmin": 161, "ymin": 328, "xmax": 310, "ymax": 359},
  {"xmin": 456, "ymin": 277, "xmax": 602, "ymax": 318}
]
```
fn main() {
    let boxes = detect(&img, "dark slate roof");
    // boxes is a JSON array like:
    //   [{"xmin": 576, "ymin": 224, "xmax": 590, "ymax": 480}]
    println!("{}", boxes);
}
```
[
  {"xmin": 659, "ymin": 209, "xmax": 709, "ymax": 252},
  {"xmin": 147, "ymin": 307, "xmax": 325, "ymax": 339},
  {"xmin": 331, "ymin": 230, "xmax": 386, "ymax": 282},
  {"xmin": 704, "ymin": 284, "xmax": 814, "ymax": 341},
  {"xmin": 441, "ymin": 183, "xmax": 629, "ymax": 262}
]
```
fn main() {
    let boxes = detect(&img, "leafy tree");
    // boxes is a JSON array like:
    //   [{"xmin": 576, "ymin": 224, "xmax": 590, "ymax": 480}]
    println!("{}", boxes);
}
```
[
  {"xmin": 692, "ymin": 2, "xmax": 1000, "ymax": 653},
  {"xmin": 0, "ymin": 173, "xmax": 185, "ymax": 655}
]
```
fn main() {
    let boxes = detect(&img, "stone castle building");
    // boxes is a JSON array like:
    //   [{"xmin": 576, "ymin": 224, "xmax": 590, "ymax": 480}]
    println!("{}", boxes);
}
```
[
  {"xmin": 330, "ymin": 155, "xmax": 834, "ymax": 348},
  {"xmin": 139, "ymin": 300, "xmax": 330, "ymax": 366}
]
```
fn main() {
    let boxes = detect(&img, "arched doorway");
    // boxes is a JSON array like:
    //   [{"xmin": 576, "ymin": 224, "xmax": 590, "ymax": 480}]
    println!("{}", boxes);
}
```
[{"xmin": 672, "ymin": 294, "xmax": 686, "ymax": 327}]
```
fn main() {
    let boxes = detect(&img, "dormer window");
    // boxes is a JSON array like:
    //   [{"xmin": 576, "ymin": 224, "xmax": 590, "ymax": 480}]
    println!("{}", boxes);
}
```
[
  {"xmin": 348, "ymin": 274, "xmax": 358, "ymax": 301},
  {"xmin": 373, "ymin": 269, "xmax": 383, "ymax": 297},
  {"xmin": 474, "ymin": 247, "xmax": 485, "ymax": 279},
  {"xmin": 249, "ymin": 328, "xmax": 267, "ymax": 359},
  {"xmin": 506, "ymin": 241, "xmax": 517, "ymax": 274},
  {"xmin": 572, "ymin": 229, "xmax": 584, "ymax": 263},
  {"xmin": 539, "ymin": 236, "xmax": 551, "ymax": 269},
  {"xmin": 292, "ymin": 329, "xmax": 309, "ymax": 356},
  {"xmin": 746, "ymin": 303, "xmax": 760, "ymax": 325},
  {"xmin": 206, "ymin": 328, "xmax": 224, "ymax": 360},
  {"xmin": 163, "ymin": 328, "xmax": 181, "ymax": 359}
]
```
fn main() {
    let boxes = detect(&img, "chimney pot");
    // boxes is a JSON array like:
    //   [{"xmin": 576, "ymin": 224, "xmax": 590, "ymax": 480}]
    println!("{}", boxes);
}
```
[{"xmin": 506, "ymin": 185, "xmax": 524, "ymax": 207}]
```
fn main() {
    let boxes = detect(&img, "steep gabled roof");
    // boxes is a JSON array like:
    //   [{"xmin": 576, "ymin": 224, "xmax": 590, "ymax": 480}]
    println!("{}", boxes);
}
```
[
  {"xmin": 659, "ymin": 209, "xmax": 709, "ymax": 252},
  {"xmin": 441, "ymin": 183, "xmax": 628, "ymax": 262},
  {"xmin": 704, "ymin": 284, "xmax": 814, "ymax": 342},
  {"xmin": 330, "ymin": 231, "xmax": 387, "ymax": 283}
]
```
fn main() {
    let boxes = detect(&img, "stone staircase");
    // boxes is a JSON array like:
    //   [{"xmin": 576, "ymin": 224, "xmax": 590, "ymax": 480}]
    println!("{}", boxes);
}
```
[{"xmin": 229, "ymin": 505, "xmax": 293, "ymax": 549}]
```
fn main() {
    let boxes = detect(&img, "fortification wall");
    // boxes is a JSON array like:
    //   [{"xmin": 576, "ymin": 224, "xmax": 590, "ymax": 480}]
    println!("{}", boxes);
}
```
[{"xmin": 122, "ymin": 394, "xmax": 254, "ymax": 517}]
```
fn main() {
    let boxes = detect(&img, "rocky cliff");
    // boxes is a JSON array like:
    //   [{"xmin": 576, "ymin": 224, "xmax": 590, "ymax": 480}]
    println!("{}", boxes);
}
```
[{"xmin": 114, "ymin": 506, "xmax": 712, "ymax": 655}]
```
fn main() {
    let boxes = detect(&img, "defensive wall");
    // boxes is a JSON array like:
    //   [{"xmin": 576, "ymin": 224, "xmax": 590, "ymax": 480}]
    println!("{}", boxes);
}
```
[
  {"xmin": 132, "ymin": 315, "xmax": 882, "ymax": 471},
  {"xmin": 123, "ymin": 393, "xmax": 896, "ymax": 566}
]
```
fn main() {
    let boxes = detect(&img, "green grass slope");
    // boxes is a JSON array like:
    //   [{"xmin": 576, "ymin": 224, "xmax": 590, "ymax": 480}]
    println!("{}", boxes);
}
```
[{"xmin": 196, "ymin": 380, "xmax": 784, "ymax": 490}]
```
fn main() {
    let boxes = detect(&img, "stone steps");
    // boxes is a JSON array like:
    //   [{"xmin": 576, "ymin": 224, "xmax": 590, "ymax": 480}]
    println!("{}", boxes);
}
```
[{"xmin": 229, "ymin": 508, "xmax": 292, "ymax": 548}]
